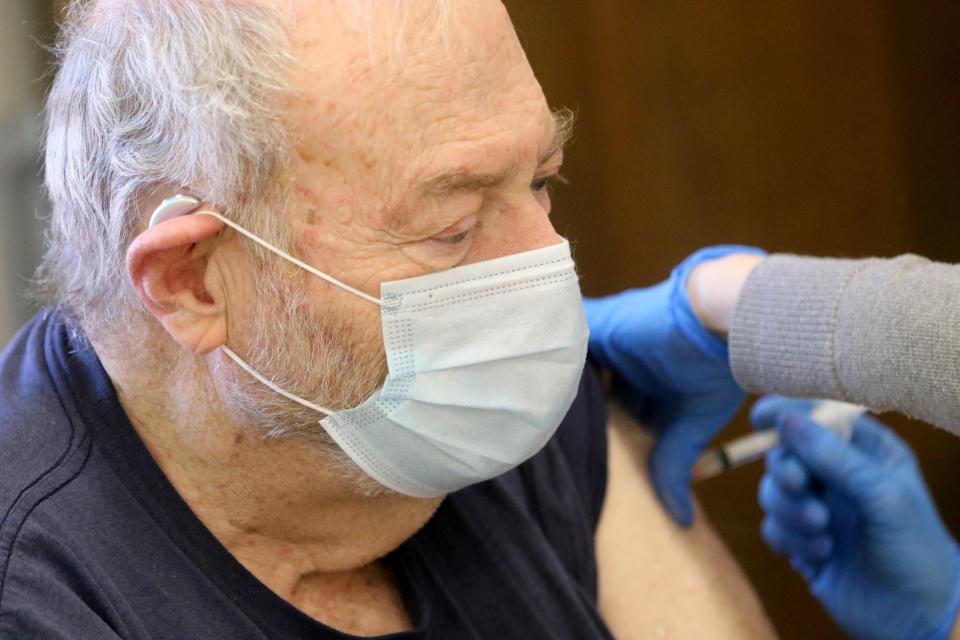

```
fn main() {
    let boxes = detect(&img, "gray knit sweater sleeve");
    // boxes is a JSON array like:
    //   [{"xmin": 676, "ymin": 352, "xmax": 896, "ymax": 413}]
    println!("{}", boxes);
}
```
[{"xmin": 729, "ymin": 254, "xmax": 960, "ymax": 435}]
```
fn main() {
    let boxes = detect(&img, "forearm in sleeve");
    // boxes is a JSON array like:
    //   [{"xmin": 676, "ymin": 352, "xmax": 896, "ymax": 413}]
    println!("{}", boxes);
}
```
[{"xmin": 729, "ymin": 254, "xmax": 960, "ymax": 435}]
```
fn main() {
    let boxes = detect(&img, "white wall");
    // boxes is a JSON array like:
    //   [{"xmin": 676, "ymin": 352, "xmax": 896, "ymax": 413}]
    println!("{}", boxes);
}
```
[{"xmin": 0, "ymin": 0, "xmax": 47, "ymax": 346}]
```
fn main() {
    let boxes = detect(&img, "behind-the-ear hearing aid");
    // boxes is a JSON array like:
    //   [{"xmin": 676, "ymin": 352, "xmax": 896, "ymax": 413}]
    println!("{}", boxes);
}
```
[{"xmin": 149, "ymin": 194, "xmax": 201, "ymax": 227}]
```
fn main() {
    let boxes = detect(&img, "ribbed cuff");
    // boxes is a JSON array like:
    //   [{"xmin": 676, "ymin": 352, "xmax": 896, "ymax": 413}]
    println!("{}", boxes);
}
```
[{"xmin": 729, "ymin": 254, "xmax": 871, "ymax": 399}]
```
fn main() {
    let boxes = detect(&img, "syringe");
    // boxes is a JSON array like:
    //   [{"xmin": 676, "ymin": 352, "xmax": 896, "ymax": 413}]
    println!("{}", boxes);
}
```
[{"xmin": 693, "ymin": 400, "xmax": 867, "ymax": 481}]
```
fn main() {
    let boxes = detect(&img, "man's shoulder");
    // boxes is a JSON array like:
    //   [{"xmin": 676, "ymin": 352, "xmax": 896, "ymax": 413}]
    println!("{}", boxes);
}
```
[
  {"xmin": 0, "ymin": 503, "xmax": 122, "ymax": 639},
  {"xmin": 0, "ymin": 313, "xmax": 87, "ymax": 526},
  {"xmin": 0, "ymin": 315, "xmax": 104, "ymax": 633}
]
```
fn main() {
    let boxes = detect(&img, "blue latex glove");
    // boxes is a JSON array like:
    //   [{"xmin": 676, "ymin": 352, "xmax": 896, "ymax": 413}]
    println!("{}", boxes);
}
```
[
  {"xmin": 754, "ymin": 396, "xmax": 960, "ymax": 640},
  {"xmin": 583, "ymin": 245, "xmax": 765, "ymax": 526}
]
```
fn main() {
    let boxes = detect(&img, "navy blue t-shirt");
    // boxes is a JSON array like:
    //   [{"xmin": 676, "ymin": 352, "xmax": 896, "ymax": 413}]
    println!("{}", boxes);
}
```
[{"xmin": 0, "ymin": 313, "xmax": 612, "ymax": 639}]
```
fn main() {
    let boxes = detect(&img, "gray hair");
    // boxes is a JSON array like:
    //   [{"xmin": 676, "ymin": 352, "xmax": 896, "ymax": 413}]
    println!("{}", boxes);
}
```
[
  {"xmin": 38, "ymin": 0, "xmax": 463, "ymax": 340},
  {"xmin": 38, "ymin": 0, "xmax": 296, "ymax": 335}
]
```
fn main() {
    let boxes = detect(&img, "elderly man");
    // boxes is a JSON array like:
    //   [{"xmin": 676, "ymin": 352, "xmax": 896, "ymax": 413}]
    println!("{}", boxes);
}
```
[{"xmin": 0, "ymin": 1, "xmax": 773, "ymax": 638}]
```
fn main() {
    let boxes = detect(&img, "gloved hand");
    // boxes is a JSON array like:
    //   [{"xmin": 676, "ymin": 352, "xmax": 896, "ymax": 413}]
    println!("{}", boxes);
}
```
[
  {"xmin": 754, "ymin": 396, "xmax": 960, "ymax": 640},
  {"xmin": 583, "ymin": 245, "xmax": 765, "ymax": 526}
]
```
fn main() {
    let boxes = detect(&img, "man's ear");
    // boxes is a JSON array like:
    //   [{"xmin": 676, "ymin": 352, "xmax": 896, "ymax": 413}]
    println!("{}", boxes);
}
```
[{"xmin": 127, "ymin": 214, "xmax": 228, "ymax": 354}]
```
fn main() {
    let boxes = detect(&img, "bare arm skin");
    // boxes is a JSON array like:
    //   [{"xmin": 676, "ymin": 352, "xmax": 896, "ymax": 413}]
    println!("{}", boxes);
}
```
[
  {"xmin": 686, "ymin": 253, "xmax": 764, "ymax": 336},
  {"xmin": 596, "ymin": 404, "xmax": 777, "ymax": 639}
]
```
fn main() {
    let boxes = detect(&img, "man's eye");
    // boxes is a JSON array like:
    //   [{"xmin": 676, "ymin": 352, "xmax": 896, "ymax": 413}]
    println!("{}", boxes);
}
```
[
  {"xmin": 435, "ymin": 229, "xmax": 471, "ymax": 244},
  {"xmin": 429, "ymin": 214, "xmax": 478, "ymax": 246},
  {"xmin": 531, "ymin": 173, "xmax": 567, "ymax": 193}
]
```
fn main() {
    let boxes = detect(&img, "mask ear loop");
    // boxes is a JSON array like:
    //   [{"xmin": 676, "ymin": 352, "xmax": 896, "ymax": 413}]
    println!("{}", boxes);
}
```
[
  {"xmin": 219, "ymin": 346, "xmax": 334, "ymax": 416},
  {"xmin": 148, "ymin": 194, "xmax": 378, "ymax": 416},
  {"xmin": 148, "ymin": 195, "xmax": 383, "ymax": 306}
]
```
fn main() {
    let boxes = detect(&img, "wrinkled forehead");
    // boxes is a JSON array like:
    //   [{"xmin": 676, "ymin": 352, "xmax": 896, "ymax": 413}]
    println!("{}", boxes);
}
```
[{"xmin": 285, "ymin": 1, "xmax": 549, "ymax": 184}]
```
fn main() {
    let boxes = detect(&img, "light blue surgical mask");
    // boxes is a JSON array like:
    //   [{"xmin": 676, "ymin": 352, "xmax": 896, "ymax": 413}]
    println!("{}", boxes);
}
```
[{"xmin": 151, "ymin": 195, "xmax": 589, "ymax": 497}]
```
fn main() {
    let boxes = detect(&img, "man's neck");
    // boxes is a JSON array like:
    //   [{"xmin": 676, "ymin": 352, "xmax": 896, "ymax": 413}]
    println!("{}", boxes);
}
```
[{"xmin": 96, "ymin": 345, "xmax": 442, "ymax": 599}]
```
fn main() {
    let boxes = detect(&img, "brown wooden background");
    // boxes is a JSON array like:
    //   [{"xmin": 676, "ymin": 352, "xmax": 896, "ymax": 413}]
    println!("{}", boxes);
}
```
[{"xmin": 503, "ymin": 1, "xmax": 960, "ymax": 638}]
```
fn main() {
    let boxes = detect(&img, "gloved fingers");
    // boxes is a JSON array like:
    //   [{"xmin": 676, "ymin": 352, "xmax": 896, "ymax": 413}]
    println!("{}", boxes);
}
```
[
  {"xmin": 750, "ymin": 396, "xmax": 816, "ymax": 431},
  {"xmin": 582, "ymin": 288, "xmax": 655, "ymax": 332},
  {"xmin": 649, "ymin": 423, "xmax": 709, "ymax": 528},
  {"xmin": 581, "ymin": 295, "xmax": 622, "ymax": 367},
  {"xmin": 789, "ymin": 556, "xmax": 819, "ymax": 583},
  {"xmin": 761, "ymin": 515, "xmax": 833, "ymax": 563},
  {"xmin": 765, "ymin": 447, "xmax": 812, "ymax": 495},
  {"xmin": 759, "ymin": 475, "xmax": 830, "ymax": 534},
  {"xmin": 778, "ymin": 412, "xmax": 880, "ymax": 502},
  {"xmin": 849, "ymin": 414, "xmax": 916, "ymax": 468},
  {"xmin": 580, "ymin": 295, "xmax": 615, "ymax": 326},
  {"xmin": 752, "ymin": 396, "xmax": 913, "ymax": 468}
]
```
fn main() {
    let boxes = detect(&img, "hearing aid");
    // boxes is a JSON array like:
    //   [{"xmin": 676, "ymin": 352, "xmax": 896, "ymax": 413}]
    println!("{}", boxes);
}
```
[{"xmin": 149, "ymin": 194, "xmax": 201, "ymax": 228}]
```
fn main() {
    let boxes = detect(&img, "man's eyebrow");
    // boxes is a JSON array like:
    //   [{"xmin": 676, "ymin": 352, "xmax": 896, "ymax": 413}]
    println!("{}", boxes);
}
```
[
  {"xmin": 421, "ymin": 107, "xmax": 577, "ymax": 196},
  {"xmin": 422, "ymin": 166, "xmax": 516, "ymax": 195}
]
